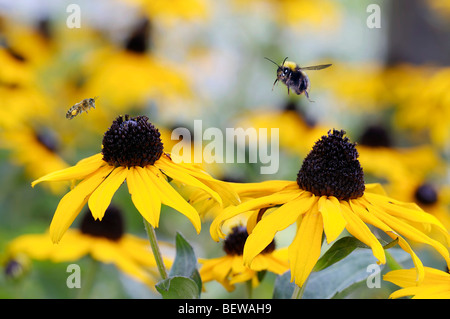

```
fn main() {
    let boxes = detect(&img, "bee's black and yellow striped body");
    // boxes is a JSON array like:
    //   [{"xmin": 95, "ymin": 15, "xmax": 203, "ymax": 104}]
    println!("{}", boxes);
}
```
[
  {"xmin": 265, "ymin": 57, "xmax": 331, "ymax": 102},
  {"xmin": 66, "ymin": 97, "xmax": 98, "ymax": 119}
]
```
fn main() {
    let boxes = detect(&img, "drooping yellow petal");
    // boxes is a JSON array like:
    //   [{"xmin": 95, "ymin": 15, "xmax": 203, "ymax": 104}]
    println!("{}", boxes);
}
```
[
  {"xmin": 49, "ymin": 165, "xmax": 114, "ymax": 243},
  {"xmin": 7, "ymin": 230, "xmax": 92, "ymax": 262},
  {"xmin": 386, "ymin": 231, "xmax": 425, "ymax": 283},
  {"xmin": 89, "ymin": 239, "xmax": 156, "ymax": 287},
  {"xmin": 210, "ymin": 190, "xmax": 302, "ymax": 241},
  {"xmin": 318, "ymin": 196, "xmax": 347, "ymax": 243},
  {"xmin": 340, "ymin": 201, "xmax": 386, "ymax": 264},
  {"xmin": 126, "ymin": 166, "xmax": 161, "ymax": 228},
  {"xmin": 390, "ymin": 285, "xmax": 450, "ymax": 299},
  {"xmin": 288, "ymin": 207, "xmax": 324, "ymax": 287},
  {"xmin": 230, "ymin": 180, "xmax": 298, "ymax": 197},
  {"xmin": 365, "ymin": 192, "xmax": 448, "ymax": 233},
  {"xmin": 364, "ymin": 183, "xmax": 387, "ymax": 196},
  {"xmin": 146, "ymin": 165, "xmax": 201, "ymax": 233},
  {"xmin": 368, "ymin": 201, "xmax": 450, "ymax": 269},
  {"xmin": 157, "ymin": 154, "xmax": 215, "ymax": 181},
  {"xmin": 31, "ymin": 153, "xmax": 106, "ymax": 187},
  {"xmin": 350, "ymin": 199, "xmax": 426, "ymax": 281},
  {"xmin": 157, "ymin": 154, "xmax": 240, "ymax": 205},
  {"xmin": 243, "ymin": 193, "xmax": 317, "ymax": 266},
  {"xmin": 88, "ymin": 166, "xmax": 127, "ymax": 220},
  {"xmin": 156, "ymin": 159, "xmax": 223, "ymax": 205}
]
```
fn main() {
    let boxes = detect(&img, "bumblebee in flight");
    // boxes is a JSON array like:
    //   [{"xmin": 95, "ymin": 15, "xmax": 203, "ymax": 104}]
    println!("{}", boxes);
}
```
[
  {"xmin": 66, "ymin": 96, "xmax": 98, "ymax": 119},
  {"xmin": 265, "ymin": 57, "xmax": 331, "ymax": 102}
]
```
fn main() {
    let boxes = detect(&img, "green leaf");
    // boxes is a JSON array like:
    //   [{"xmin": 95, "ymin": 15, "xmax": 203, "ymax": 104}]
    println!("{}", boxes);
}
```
[
  {"xmin": 313, "ymin": 237, "xmax": 368, "ymax": 272},
  {"xmin": 155, "ymin": 232, "xmax": 202, "ymax": 299},
  {"xmin": 304, "ymin": 249, "xmax": 380, "ymax": 298},
  {"xmin": 169, "ymin": 232, "xmax": 202, "ymax": 295},
  {"xmin": 155, "ymin": 276, "xmax": 200, "ymax": 299},
  {"xmin": 303, "ymin": 248, "xmax": 411, "ymax": 299},
  {"xmin": 272, "ymin": 270, "xmax": 296, "ymax": 299}
]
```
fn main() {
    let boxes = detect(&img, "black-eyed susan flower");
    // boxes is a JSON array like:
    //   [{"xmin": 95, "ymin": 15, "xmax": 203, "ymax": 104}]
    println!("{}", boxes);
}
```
[
  {"xmin": 384, "ymin": 266, "xmax": 450, "ymax": 299},
  {"xmin": 5, "ymin": 205, "xmax": 172, "ymax": 288},
  {"xmin": 31, "ymin": 115, "xmax": 238, "ymax": 243},
  {"xmin": 210, "ymin": 129, "xmax": 450, "ymax": 287},
  {"xmin": 199, "ymin": 225, "xmax": 289, "ymax": 292}
]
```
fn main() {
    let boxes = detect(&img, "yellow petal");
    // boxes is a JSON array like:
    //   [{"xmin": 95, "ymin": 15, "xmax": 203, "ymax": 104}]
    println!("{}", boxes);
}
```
[
  {"xmin": 147, "ymin": 165, "xmax": 201, "ymax": 233},
  {"xmin": 88, "ymin": 166, "xmax": 127, "ymax": 220},
  {"xmin": 230, "ymin": 180, "xmax": 298, "ymax": 197},
  {"xmin": 49, "ymin": 165, "xmax": 114, "ymax": 243},
  {"xmin": 364, "ymin": 183, "xmax": 387, "ymax": 196},
  {"xmin": 156, "ymin": 159, "xmax": 223, "ymax": 205},
  {"xmin": 383, "ymin": 268, "xmax": 423, "ymax": 288},
  {"xmin": 126, "ymin": 166, "xmax": 161, "ymax": 227},
  {"xmin": 318, "ymin": 196, "xmax": 347, "ymax": 243},
  {"xmin": 369, "ymin": 201, "xmax": 450, "ymax": 269},
  {"xmin": 340, "ymin": 201, "xmax": 386, "ymax": 264},
  {"xmin": 158, "ymin": 154, "xmax": 240, "ymax": 205},
  {"xmin": 210, "ymin": 190, "xmax": 301, "ymax": 241},
  {"xmin": 7, "ymin": 230, "xmax": 92, "ymax": 261},
  {"xmin": 365, "ymin": 192, "xmax": 448, "ymax": 232},
  {"xmin": 31, "ymin": 153, "xmax": 106, "ymax": 187},
  {"xmin": 386, "ymin": 231, "xmax": 425, "ymax": 283},
  {"xmin": 288, "ymin": 207, "xmax": 324, "ymax": 287},
  {"xmin": 243, "ymin": 194, "xmax": 317, "ymax": 266},
  {"xmin": 89, "ymin": 239, "xmax": 156, "ymax": 287}
]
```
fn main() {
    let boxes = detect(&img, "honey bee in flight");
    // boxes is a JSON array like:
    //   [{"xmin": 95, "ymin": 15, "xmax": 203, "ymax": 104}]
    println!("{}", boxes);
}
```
[
  {"xmin": 265, "ymin": 57, "xmax": 331, "ymax": 102},
  {"xmin": 66, "ymin": 96, "xmax": 98, "ymax": 119}
]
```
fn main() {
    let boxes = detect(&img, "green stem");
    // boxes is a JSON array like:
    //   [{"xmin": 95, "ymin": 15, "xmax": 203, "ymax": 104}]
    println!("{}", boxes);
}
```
[
  {"xmin": 245, "ymin": 280, "xmax": 253, "ymax": 299},
  {"xmin": 291, "ymin": 284, "xmax": 306, "ymax": 299},
  {"xmin": 385, "ymin": 250, "xmax": 403, "ymax": 271},
  {"xmin": 77, "ymin": 257, "xmax": 100, "ymax": 299},
  {"xmin": 143, "ymin": 218, "xmax": 168, "ymax": 280}
]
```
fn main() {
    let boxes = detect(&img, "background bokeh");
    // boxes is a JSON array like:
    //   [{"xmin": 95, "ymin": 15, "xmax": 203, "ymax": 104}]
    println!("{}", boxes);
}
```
[{"xmin": 0, "ymin": 0, "xmax": 449, "ymax": 298}]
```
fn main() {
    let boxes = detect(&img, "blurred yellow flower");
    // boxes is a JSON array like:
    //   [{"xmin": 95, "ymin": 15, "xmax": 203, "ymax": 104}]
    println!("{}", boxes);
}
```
[
  {"xmin": 236, "ymin": 102, "xmax": 329, "ymax": 157},
  {"xmin": 0, "ymin": 126, "xmax": 69, "ymax": 194},
  {"xmin": 6, "ymin": 206, "xmax": 173, "ymax": 288},
  {"xmin": 200, "ymin": 225, "xmax": 289, "ymax": 292},
  {"xmin": 79, "ymin": 18, "xmax": 192, "ymax": 118},
  {"xmin": 384, "ymin": 267, "xmax": 450, "ymax": 299},
  {"xmin": 232, "ymin": 0, "xmax": 341, "ymax": 30},
  {"xmin": 355, "ymin": 124, "xmax": 446, "ymax": 206},
  {"xmin": 121, "ymin": 0, "xmax": 209, "ymax": 25},
  {"xmin": 392, "ymin": 66, "xmax": 450, "ymax": 149}
]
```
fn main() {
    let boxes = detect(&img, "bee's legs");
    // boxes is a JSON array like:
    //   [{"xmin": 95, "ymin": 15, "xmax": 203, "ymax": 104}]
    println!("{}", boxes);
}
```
[
  {"xmin": 305, "ymin": 91, "xmax": 314, "ymax": 103},
  {"xmin": 271, "ymin": 79, "xmax": 278, "ymax": 91},
  {"xmin": 287, "ymin": 86, "xmax": 290, "ymax": 95}
]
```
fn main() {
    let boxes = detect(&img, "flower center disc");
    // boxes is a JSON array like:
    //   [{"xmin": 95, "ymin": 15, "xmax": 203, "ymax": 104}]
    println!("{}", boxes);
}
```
[
  {"xmin": 102, "ymin": 115, "xmax": 164, "ymax": 167},
  {"xmin": 223, "ymin": 226, "xmax": 275, "ymax": 256},
  {"xmin": 297, "ymin": 129, "xmax": 365, "ymax": 200},
  {"xmin": 80, "ymin": 205, "xmax": 124, "ymax": 241}
]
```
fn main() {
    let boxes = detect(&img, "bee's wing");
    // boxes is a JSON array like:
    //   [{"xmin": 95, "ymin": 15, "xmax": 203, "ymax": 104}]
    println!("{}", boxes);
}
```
[{"xmin": 299, "ymin": 64, "xmax": 332, "ymax": 71}]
